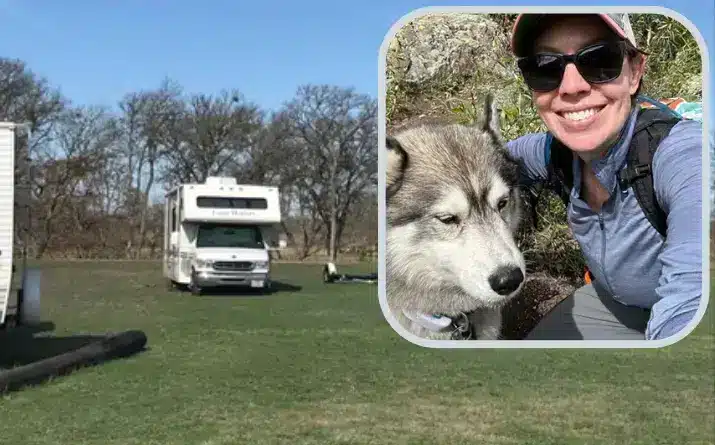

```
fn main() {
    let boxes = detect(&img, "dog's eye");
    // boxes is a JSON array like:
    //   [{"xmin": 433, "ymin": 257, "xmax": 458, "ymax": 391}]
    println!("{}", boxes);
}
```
[
  {"xmin": 497, "ymin": 197, "xmax": 509, "ymax": 211},
  {"xmin": 435, "ymin": 214, "xmax": 460, "ymax": 225}
]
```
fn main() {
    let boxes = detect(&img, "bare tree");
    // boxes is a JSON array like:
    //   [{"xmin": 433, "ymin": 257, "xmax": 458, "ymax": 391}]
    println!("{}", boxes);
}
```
[
  {"xmin": 31, "ymin": 106, "xmax": 120, "ymax": 258},
  {"xmin": 0, "ymin": 56, "xmax": 380, "ymax": 261},
  {"xmin": 0, "ymin": 58, "xmax": 66, "ymax": 158},
  {"xmin": 118, "ymin": 78, "xmax": 183, "ymax": 258},
  {"xmin": 160, "ymin": 90, "xmax": 263, "ymax": 186},
  {"xmin": 282, "ymin": 84, "xmax": 377, "ymax": 261}
]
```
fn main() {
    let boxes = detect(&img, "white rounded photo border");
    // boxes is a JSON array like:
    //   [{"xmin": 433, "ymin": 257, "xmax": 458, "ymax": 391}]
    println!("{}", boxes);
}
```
[{"xmin": 377, "ymin": 5, "xmax": 711, "ymax": 349}]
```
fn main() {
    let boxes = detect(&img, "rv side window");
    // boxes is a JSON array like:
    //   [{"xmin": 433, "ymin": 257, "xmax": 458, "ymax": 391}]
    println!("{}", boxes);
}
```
[{"xmin": 196, "ymin": 196, "xmax": 268, "ymax": 209}]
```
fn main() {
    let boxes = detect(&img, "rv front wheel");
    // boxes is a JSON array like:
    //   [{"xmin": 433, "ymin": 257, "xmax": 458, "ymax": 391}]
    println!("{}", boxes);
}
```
[{"xmin": 189, "ymin": 270, "xmax": 202, "ymax": 296}]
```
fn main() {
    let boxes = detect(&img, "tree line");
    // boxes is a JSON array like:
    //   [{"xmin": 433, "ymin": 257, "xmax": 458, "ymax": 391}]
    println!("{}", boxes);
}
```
[{"xmin": 1, "ymin": 58, "xmax": 378, "ymax": 261}]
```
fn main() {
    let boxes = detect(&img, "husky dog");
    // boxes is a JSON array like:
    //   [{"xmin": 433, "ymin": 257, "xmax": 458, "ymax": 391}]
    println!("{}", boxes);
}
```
[{"xmin": 385, "ymin": 94, "xmax": 526, "ymax": 340}]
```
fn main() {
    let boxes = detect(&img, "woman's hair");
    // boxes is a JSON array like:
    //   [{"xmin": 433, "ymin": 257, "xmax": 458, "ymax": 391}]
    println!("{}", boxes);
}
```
[{"xmin": 623, "ymin": 40, "xmax": 646, "ymax": 105}]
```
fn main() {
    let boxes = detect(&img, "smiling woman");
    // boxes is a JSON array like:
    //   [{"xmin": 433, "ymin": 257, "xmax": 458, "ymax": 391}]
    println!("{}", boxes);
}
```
[
  {"xmin": 506, "ymin": 13, "xmax": 704, "ymax": 342},
  {"xmin": 513, "ymin": 14, "xmax": 647, "ymax": 159}
]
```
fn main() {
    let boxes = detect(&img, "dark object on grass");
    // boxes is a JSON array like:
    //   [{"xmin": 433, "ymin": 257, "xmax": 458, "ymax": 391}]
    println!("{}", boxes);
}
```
[
  {"xmin": 0, "ymin": 330, "xmax": 148, "ymax": 393},
  {"xmin": 322, "ymin": 262, "xmax": 377, "ymax": 284}
]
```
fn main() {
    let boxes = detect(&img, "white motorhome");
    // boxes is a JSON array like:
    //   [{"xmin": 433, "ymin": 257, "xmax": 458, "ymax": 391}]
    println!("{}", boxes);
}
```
[
  {"xmin": 163, "ymin": 176, "xmax": 286, "ymax": 295},
  {"xmin": 0, "ymin": 122, "xmax": 41, "ymax": 330}
]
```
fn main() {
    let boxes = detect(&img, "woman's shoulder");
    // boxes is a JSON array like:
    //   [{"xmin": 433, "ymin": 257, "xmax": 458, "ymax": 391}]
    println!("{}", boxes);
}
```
[
  {"xmin": 505, "ymin": 132, "xmax": 550, "ymax": 160},
  {"xmin": 651, "ymin": 117, "xmax": 703, "ymax": 201},
  {"xmin": 506, "ymin": 131, "xmax": 550, "ymax": 147},
  {"xmin": 665, "ymin": 117, "xmax": 703, "ymax": 139},
  {"xmin": 504, "ymin": 132, "xmax": 552, "ymax": 182},
  {"xmin": 652, "ymin": 118, "xmax": 703, "ymax": 167}
]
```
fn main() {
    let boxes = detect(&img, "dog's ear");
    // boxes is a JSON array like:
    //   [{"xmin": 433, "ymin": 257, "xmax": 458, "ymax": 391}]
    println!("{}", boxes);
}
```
[
  {"xmin": 481, "ymin": 93, "xmax": 503, "ymax": 141},
  {"xmin": 386, "ymin": 135, "xmax": 409, "ymax": 199}
]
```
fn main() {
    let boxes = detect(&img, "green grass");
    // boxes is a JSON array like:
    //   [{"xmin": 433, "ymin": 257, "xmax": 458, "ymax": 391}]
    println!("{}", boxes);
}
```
[{"xmin": 0, "ymin": 261, "xmax": 712, "ymax": 445}]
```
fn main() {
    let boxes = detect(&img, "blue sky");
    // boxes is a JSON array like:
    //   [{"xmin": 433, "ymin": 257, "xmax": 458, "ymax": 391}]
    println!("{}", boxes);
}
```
[
  {"xmin": 0, "ymin": 0, "xmax": 412, "ymax": 111},
  {"xmin": 1, "ymin": 0, "xmax": 712, "ymax": 113}
]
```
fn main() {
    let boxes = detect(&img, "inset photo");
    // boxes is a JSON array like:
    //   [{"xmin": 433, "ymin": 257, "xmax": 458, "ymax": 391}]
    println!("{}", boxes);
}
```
[{"xmin": 379, "ymin": 9, "xmax": 708, "ymax": 347}]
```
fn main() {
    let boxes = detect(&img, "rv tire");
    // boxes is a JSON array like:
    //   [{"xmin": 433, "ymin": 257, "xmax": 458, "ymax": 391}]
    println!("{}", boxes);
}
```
[{"xmin": 189, "ymin": 270, "xmax": 202, "ymax": 296}]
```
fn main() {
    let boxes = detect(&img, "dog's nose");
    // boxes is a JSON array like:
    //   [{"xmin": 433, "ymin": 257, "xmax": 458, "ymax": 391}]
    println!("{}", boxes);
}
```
[{"xmin": 488, "ymin": 266, "xmax": 524, "ymax": 295}]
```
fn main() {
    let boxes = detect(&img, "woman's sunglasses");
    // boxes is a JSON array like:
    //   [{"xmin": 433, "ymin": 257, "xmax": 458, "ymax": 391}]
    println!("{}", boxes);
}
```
[{"xmin": 517, "ymin": 40, "xmax": 630, "ymax": 92}]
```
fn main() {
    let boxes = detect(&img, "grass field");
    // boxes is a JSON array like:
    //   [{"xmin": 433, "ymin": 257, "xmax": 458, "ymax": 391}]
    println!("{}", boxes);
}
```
[{"xmin": 0, "ymin": 261, "xmax": 713, "ymax": 445}]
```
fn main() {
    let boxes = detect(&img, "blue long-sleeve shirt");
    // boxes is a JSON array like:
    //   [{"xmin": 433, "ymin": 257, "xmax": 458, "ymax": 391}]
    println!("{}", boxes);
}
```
[{"xmin": 505, "ymin": 107, "xmax": 703, "ymax": 340}]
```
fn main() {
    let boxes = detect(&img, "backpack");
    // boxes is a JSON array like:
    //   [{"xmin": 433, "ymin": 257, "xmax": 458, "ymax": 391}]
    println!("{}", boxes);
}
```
[{"xmin": 537, "ymin": 105, "xmax": 683, "ymax": 238}]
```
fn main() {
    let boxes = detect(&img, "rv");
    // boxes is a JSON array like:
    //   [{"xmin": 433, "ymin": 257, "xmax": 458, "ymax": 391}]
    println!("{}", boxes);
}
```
[
  {"xmin": 163, "ymin": 176, "xmax": 286, "ymax": 294},
  {"xmin": 0, "ymin": 122, "xmax": 41, "ymax": 330}
]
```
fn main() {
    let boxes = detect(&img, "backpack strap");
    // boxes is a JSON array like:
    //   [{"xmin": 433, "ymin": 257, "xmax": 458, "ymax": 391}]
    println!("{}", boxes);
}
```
[
  {"xmin": 617, "ymin": 107, "xmax": 681, "ymax": 238},
  {"xmin": 544, "ymin": 132, "xmax": 575, "ymax": 207},
  {"xmin": 523, "ymin": 133, "xmax": 568, "ymax": 232}
]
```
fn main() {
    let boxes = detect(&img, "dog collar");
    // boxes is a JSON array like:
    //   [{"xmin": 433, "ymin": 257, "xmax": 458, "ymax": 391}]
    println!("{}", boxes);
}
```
[{"xmin": 402, "ymin": 311, "xmax": 473, "ymax": 340}]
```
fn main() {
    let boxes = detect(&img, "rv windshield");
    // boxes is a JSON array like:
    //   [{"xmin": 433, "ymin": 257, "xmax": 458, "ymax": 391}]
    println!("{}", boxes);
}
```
[{"xmin": 196, "ymin": 224, "xmax": 264, "ymax": 249}]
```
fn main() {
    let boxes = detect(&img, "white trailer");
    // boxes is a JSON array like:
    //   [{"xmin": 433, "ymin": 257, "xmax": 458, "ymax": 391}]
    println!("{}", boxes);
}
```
[
  {"xmin": 0, "ymin": 122, "xmax": 41, "ymax": 329},
  {"xmin": 163, "ymin": 176, "xmax": 286, "ymax": 295}
]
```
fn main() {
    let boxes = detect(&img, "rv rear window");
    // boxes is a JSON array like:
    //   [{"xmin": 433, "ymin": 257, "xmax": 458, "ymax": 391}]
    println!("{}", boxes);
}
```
[{"xmin": 196, "ymin": 196, "xmax": 268, "ymax": 209}]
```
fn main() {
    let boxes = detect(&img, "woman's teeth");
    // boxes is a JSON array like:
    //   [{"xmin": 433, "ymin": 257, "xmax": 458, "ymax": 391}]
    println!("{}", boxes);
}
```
[{"xmin": 563, "ymin": 107, "xmax": 600, "ymax": 121}]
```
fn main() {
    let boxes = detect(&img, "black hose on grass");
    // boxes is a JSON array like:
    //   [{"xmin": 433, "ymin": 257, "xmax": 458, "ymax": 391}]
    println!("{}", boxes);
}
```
[{"xmin": 0, "ymin": 330, "xmax": 147, "ymax": 393}]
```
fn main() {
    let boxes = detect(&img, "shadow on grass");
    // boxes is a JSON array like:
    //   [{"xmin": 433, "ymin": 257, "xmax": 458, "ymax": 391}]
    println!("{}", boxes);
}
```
[
  {"xmin": 1, "ymin": 322, "xmax": 95, "ymax": 368},
  {"xmin": 180, "ymin": 280, "xmax": 303, "ymax": 297},
  {"xmin": 0, "ymin": 321, "xmax": 148, "ymax": 394}
]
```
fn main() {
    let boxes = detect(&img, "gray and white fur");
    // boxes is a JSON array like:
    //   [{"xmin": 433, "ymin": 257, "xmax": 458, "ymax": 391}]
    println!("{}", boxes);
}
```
[{"xmin": 385, "ymin": 94, "xmax": 526, "ymax": 340}]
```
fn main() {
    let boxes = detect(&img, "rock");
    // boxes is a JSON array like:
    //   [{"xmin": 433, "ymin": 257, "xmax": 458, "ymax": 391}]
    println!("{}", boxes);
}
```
[
  {"xmin": 386, "ymin": 13, "xmax": 525, "ymax": 129},
  {"xmin": 388, "ymin": 13, "xmax": 510, "ymax": 86}
]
